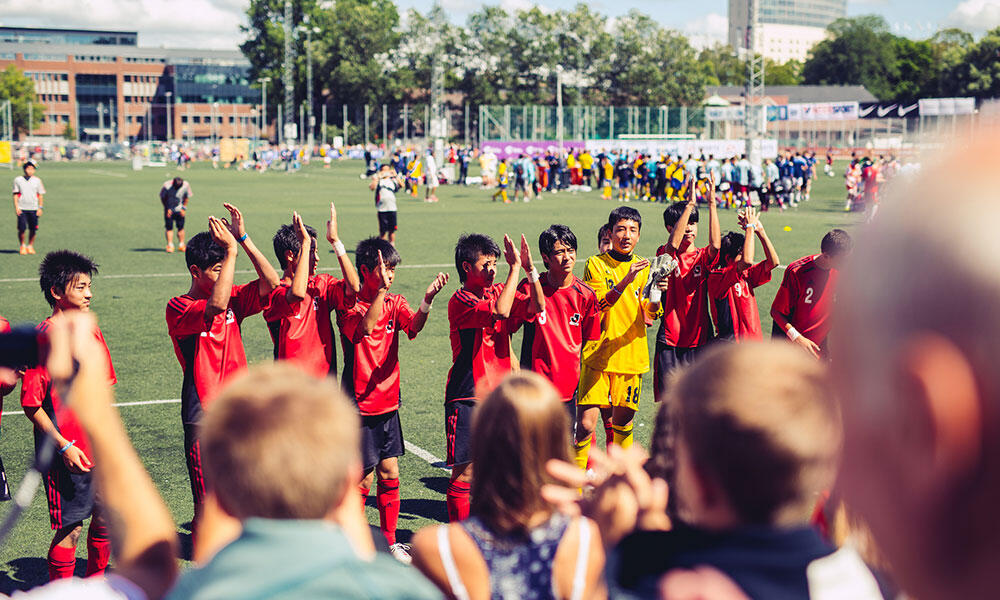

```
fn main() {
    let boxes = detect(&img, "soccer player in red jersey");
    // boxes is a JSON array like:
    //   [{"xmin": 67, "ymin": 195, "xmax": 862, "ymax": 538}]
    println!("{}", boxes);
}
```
[
  {"xmin": 264, "ymin": 204, "xmax": 360, "ymax": 378},
  {"xmin": 20, "ymin": 250, "xmax": 117, "ymax": 580},
  {"xmin": 708, "ymin": 207, "xmax": 780, "ymax": 341},
  {"xmin": 444, "ymin": 233, "xmax": 543, "ymax": 521},
  {"xmin": 0, "ymin": 315, "xmax": 12, "ymax": 502},
  {"xmin": 514, "ymin": 224, "xmax": 600, "ymax": 430},
  {"xmin": 653, "ymin": 179, "xmax": 721, "ymax": 398},
  {"xmin": 771, "ymin": 228, "xmax": 852, "ymax": 358},
  {"xmin": 165, "ymin": 204, "xmax": 279, "ymax": 525},
  {"xmin": 340, "ymin": 238, "xmax": 448, "ymax": 562}
]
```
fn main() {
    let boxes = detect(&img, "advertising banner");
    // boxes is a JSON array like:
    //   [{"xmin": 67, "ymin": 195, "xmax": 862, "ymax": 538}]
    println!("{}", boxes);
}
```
[
  {"xmin": 787, "ymin": 102, "xmax": 859, "ymax": 121},
  {"xmin": 858, "ymin": 102, "xmax": 920, "ymax": 119},
  {"xmin": 918, "ymin": 97, "xmax": 975, "ymax": 116},
  {"xmin": 479, "ymin": 140, "xmax": 586, "ymax": 159}
]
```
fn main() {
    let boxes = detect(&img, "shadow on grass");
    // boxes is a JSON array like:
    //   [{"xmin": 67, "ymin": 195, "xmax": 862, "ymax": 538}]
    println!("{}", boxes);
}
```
[
  {"xmin": 0, "ymin": 557, "xmax": 65, "ymax": 594},
  {"xmin": 419, "ymin": 476, "xmax": 449, "ymax": 495},
  {"xmin": 0, "ymin": 249, "xmax": 22, "ymax": 254},
  {"xmin": 131, "ymin": 248, "xmax": 171, "ymax": 253}
]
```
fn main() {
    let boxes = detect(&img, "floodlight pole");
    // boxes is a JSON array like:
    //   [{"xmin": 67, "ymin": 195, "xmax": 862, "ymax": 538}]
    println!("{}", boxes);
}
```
[
  {"xmin": 304, "ymin": 14, "xmax": 316, "ymax": 149},
  {"xmin": 165, "ymin": 91, "xmax": 173, "ymax": 142},
  {"xmin": 283, "ymin": 0, "xmax": 295, "ymax": 144},
  {"xmin": 744, "ymin": 0, "xmax": 765, "ymax": 163},
  {"xmin": 556, "ymin": 65, "xmax": 564, "ymax": 154}
]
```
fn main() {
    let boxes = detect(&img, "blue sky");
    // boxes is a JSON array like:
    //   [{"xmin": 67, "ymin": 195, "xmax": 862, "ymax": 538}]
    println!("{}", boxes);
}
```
[{"xmin": 0, "ymin": 1, "xmax": 993, "ymax": 50}]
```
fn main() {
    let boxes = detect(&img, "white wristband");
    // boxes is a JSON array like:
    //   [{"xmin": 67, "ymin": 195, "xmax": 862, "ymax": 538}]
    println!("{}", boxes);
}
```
[
  {"xmin": 786, "ymin": 326, "xmax": 802, "ymax": 341},
  {"xmin": 333, "ymin": 240, "xmax": 346, "ymax": 256},
  {"xmin": 419, "ymin": 299, "xmax": 432, "ymax": 313},
  {"xmin": 528, "ymin": 268, "xmax": 540, "ymax": 283}
]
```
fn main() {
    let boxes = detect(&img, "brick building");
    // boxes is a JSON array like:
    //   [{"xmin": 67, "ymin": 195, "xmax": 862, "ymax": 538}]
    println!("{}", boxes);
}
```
[{"xmin": 0, "ymin": 26, "xmax": 273, "ymax": 143}]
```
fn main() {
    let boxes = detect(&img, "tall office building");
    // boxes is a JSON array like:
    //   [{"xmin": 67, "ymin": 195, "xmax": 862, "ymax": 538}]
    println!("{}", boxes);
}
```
[{"xmin": 729, "ymin": 0, "xmax": 847, "ymax": 63}]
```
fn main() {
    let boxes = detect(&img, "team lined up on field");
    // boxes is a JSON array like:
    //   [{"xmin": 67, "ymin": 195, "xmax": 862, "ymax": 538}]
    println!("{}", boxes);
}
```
[{"xmin": 7, "ymin": 168, "xmax": 850, "ymax": 574}]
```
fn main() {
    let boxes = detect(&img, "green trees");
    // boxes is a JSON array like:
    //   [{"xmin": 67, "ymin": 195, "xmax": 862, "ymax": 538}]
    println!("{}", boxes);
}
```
[{"xmin": 0, "ymin": 65, "xmax": 46, "ymax": 137}]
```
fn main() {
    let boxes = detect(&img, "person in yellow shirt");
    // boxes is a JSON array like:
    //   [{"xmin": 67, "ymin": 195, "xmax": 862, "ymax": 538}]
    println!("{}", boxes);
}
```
[
  {"xmin": 492, "ymin": 160, "xmax": 510, "ymax": 203},
  {"xmin": 579, "ymin": 150, "xmax": 594, "ymax": 187},
  {"xmin": 576, "ymin": 207, "xmax": 666, "ymax": 468},
  {"xmin": 407, "ymin": 155, "xmax": 423, "ymax": 198},
  {"xmin": 602, "ymin": 158, "xmax": 615, "ymax": 200}
]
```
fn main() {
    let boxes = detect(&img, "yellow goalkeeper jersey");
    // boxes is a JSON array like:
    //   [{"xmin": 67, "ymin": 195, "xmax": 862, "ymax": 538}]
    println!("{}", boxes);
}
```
[{"xmin": 582, "ymin": 252, "xmax": 657, "ymax": 374}]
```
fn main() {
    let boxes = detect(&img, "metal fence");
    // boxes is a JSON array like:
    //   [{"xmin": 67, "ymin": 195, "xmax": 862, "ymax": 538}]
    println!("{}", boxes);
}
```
[{"xmin": 478, "ymin": 105, "xmax": 708, "ymax": 141}]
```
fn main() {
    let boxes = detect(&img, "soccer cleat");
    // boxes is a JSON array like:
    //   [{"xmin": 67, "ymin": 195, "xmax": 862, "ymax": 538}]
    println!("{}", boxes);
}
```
[
  {"xmin": 178, "ymin": 243, "xmax": 186, "ymax": 252},
  {"xmin": 166, "ymin": 244, "xmax": 175, "ymax": 253},
  {"xmin": 26, "ymin": 245, "xmax": 35, "ymax": 254},
  {"xmin": 389, "ymin": 543, "xmax": 412, "ymax": 565},
  {"xmin": 19, "ymin": 245, "xmax": 27, "ymax": 255}
]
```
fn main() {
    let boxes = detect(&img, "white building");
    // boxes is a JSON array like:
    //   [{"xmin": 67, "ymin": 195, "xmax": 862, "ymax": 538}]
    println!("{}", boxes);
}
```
[{"xmin": 729, "ymin": 0, "xmax": 847, "ymax": 63}]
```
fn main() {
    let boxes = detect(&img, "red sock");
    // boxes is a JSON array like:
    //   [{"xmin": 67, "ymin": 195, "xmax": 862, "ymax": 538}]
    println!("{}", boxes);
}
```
[
  {"xmin": 377, "ymin": 478, "xmax": 400, "ymax": 546},
  {"xmin": 48, "ymin": 542, "xmax": 76, "ymax": 581},
  {"xmin": 85, "ymin": 519, "xmax": 111, "ymax": 577},
  {"xmin": 604, "ymin": 422, "xmax": 614, "ymax": 451},
  {"xmin": 446, "ymin": 480, "xmax": 471, "ymax": 522}
]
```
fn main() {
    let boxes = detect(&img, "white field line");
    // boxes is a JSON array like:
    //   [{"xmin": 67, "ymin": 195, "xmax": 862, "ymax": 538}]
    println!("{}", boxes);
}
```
[
  {"xmin": 0, "ymin": 264, "xmax": 456, "ymax": 284},
  {"xmin": 86, "ymin": 169, "xmax": 128, "ymax": 178},
  {"xmin": 1, "ymin": 397, "xmax": 451, "ymax": 471},
  {"xmin": 0, "ymin": 262, "xmax": 784, "ymax": 284}
]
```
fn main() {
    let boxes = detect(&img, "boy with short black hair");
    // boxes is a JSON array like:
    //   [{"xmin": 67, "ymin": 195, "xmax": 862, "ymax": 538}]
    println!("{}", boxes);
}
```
[
  {"xmin": 265, "ymin": 203, "xmax": 359, "ymax": 379},
  {"xmin": 709, "ymin": 207, "xmax": 780, "ymax": 341},
  {"xmin": 13, "ymin": 159, "xmax": 45, "ymax": 255},
  {"xmin": 515, "ymin": 225, "xmax": 600, "ymax": 430},
  {"xmin": 165, "ymin": 204, "xmax": 279, "ymax": 525},
  {"xmin": 575, "ymin": 207, "xmax": 664, "ymax": 469},
  {"xmin": 21, "ymin": 250, "xmax": 116, "ymax": 580},
  {"xmin": 653, "ymin": 180, "xmax": 720, "ymax": 398},
  {"xmin": 444, "ymin": 232, "xmax": 543, "ymax": 521},
  {"xmin": 340, "ymin": 237, "xmax": 448, "ymax": 562},
  {"xmin": 771, "ymin": 229, "xmax": 852, "ymax": 358}
]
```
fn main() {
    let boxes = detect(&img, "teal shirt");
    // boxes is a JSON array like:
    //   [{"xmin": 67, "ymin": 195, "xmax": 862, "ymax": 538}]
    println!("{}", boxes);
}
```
[{"xmin": 167, "ymin": 518, "xmax": 443, "ymax": 600}]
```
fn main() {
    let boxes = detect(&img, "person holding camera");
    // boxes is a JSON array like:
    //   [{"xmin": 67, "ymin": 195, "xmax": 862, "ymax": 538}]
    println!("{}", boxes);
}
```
[{"xmin": 370, "ymin": 164, "xmax": 404, "ymax": 247}]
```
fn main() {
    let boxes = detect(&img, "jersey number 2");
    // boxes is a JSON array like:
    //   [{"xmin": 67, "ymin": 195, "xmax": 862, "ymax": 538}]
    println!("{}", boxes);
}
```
[{"xmin": 804, "ymin": 287, "xmax": 815, "ymax": 304}]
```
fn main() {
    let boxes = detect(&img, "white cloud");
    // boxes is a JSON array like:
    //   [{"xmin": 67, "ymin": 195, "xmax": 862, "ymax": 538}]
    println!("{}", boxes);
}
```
[
  {"xmin": 683, "ymin": 12, "xmax": 728, "ymax": 50},
  {"xmin": 0, "ymin": 0, "xmax": 247, "ymax": 49},
  {"xmin": 946, "ymin": 0, "xmax": 1000, "ymax": 32}
]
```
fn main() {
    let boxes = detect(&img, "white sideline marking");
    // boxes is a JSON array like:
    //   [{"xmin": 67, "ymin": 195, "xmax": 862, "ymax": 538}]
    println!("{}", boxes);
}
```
[
  {"xmin": 0, "ymin": 264, "xmax": 456, "ymax": 284},
  {"xmin": 86, "ymin": 169, "xmax": 128, "ymax": 179},
  {"xmin": 2, "ymin": 261, "xmax": 777, "ymax": 284},
  {"xmin": 2, "ymin": 397, "xmax": 451, "ymax": 471}
]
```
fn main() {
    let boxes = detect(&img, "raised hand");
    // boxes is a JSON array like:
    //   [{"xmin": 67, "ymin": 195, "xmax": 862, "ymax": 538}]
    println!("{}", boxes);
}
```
[
  {"xmin": 222, "ymin": 202, "xmax": 246, "ymax": 239},
  {"xmin": 326, "ymin": 202, "xmax": 339, "ymax": 243},
  {"xmin": 519, "ymin": 234, "xmax": 534, "ymax": 271},
  {"xmin": 503, "ymin": 234, "xmax": 521, "ymax": 269},
  {"xmin": 623, "ymin": 258, "xmax": 650, "ymax": 285},
  {"xmin": 208, "ymin": 215, "xmax": 237, "ymax": 250},
  {"xmin": 292, "ymin": 211, "xmax": 308, "ymax": 243},
  {"xmin": 424, "ymin": 272, "xmax": 449, "ymax": 302},
  {"xmin": 374, "ymin": 250, "xmax": 392, "ymax": 290}
]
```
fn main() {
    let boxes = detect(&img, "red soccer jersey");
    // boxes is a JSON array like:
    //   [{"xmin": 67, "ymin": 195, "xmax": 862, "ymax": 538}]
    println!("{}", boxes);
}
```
[
  {"xmin": 771, "ymin": 254, "xmax": 839, "ymax": 345},
  {"xmin": 514, "ymin": 276, "xmax": 601, "ymax": 401},
  {"xmin": 708, "ymin": 261, "xmax": 773, "ymax": 341},
  {"xmin": 21, "ymin": 318, "xmax": 117, "ymax": 458},
  {"xmin": 339, "ymin": 292, "xmax": 418, "ymax": 416},
  {"xmin": 445, "ymin": 284, "xmax": 528, "ymax": 402},
  {"xmin": 263, "ymin": 274, "xmax": 353, "ymax": 379},
  {"xmin": 0, "ymin": 315, "xmax": 10, "ymax": 413},
  {"xmin": 656, "ymin": 244, "xmax": 716, "ymax": 348},
  {"xmin": 166, "ymin": 281, "xmax": 266, "ymax": 424}
]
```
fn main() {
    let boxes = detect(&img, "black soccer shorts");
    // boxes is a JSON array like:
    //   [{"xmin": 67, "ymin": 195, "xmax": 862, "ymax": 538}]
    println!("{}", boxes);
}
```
[
  {"xmin": 361, "ymin": 410, "xmax": 405, "ymax": 472},
  {"xmin": 377, "ymin": 211, "xmax": 398, "ymax": 236},
  {"xmin": 17, "ymin": 210, "xmax": 38, "ymax": 233},
  {"xmin": 164, "ymin": 209, "xmax": 185, "ymax": 231},
  {"xmin": 445, "ymin": 399, "xmax": 476, "ymax": 467}
]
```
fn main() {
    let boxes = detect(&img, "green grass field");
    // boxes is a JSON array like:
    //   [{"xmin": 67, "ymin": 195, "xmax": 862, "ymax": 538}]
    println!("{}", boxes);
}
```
[{"xmin": 0, "ymin": 159, "xmax": 861, "ymax": 591}]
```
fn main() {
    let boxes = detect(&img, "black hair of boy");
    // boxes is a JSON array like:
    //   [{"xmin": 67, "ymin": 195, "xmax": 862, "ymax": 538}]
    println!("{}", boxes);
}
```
[
  {"xmin": 820, "ymin": 229, "xmax": 852, "ymax": 257},
  {"xmin": 663, "ymin": 201, "xmax": 699, "ymax": 229},
  {"xmin": 608, "ymin": 206, "xmax": 642, "ymax": 231},
  {"xmin": 355, "ymin": 236, "xmax": 401, "ymax": 272},
  {"xmin": 39, "ymin": 250, "xmax": 98, "ymax": 307},
  {"xmin": 454, "ymin": 233, "xmax": 500, "ymax": 283},
  {"xmin": 719, "ymin": 232, "xmax": 745, "ymax": 263},
  {"xmin": 597, "ymin": 223, "xmax": 612, "ymax": 246},
  {"xmin": 539, "ymin": 224, "xmax": 577, "ymax": 257},
  {"xmin": 273, "ymin": 223, "xmax": 319, "ymax": 270},
  {"xmin": 185, "ymin": 231, "xmax": 227, "ymax": 271}
]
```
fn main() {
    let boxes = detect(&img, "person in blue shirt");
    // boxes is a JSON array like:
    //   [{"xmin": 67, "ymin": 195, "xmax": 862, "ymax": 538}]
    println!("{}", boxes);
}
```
[
  {"xmin": 777, "ymin": 152, "xmax": 797, "ymax": 208},
  {"xmin": 792, "ymin": 152, "xmax": 809, "ymax": 204}
]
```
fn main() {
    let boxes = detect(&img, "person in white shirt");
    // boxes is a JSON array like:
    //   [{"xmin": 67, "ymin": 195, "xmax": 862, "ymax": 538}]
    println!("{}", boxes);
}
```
[
  {"xmin": 13, "ymin": 160, "xmax": 46, "ymax": 255},
  {"xmin": 424, "ymin": 149, "xmax": 439, "ymax": 203}
]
